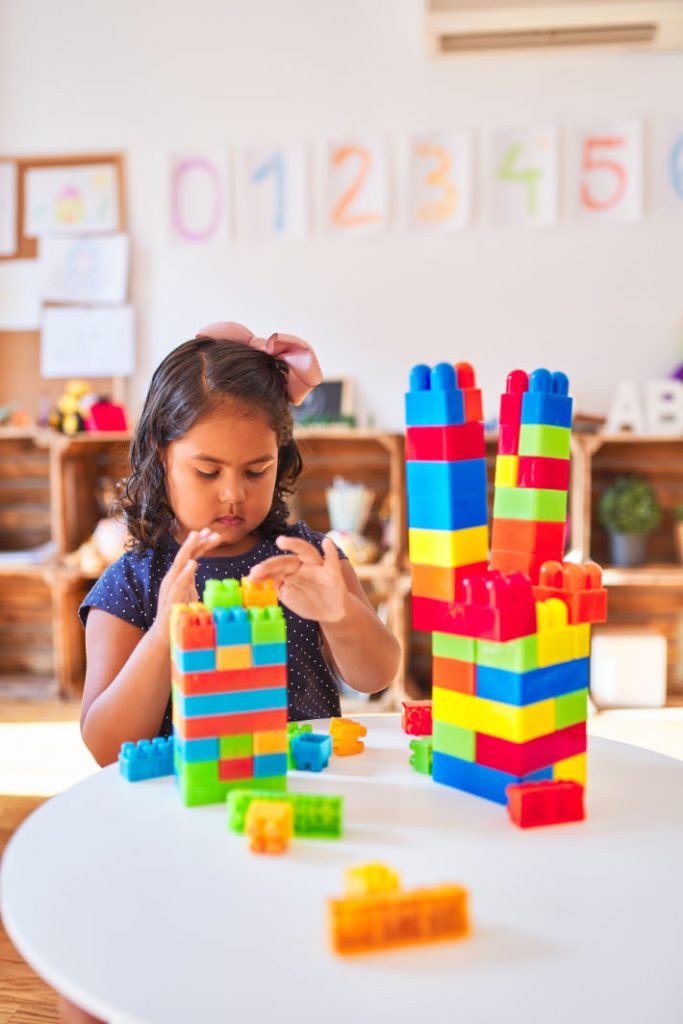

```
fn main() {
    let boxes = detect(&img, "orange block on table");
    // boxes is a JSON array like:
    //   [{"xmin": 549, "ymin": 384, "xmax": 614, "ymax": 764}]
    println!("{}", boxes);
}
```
[
  {"xmin": 330, "ymin": 717, "xmax": 367, "ymax": 755},
  {"xmin": 246, "ymin": 800, "xmax": 293, "ymax": 854}
]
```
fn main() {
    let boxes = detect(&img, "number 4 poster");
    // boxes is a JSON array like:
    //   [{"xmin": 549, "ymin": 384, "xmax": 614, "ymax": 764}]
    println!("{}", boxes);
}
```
[
  {"xmin": 491, "ymin": 127, "xmax": 559, "ymax": 228},
  {"xmin": 575, "ymin": 121, "xmax": 643, "ymax": 223}
]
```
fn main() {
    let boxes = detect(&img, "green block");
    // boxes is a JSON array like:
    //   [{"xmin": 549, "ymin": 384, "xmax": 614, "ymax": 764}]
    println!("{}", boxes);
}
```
[
  {"xmin": 227, "ymin": 788, "xmax": 343, "ymax": 838},
  {"xmin": 287, "ymin": 722, "xmax": 312, "ymax": 769},
  {"xmin": 476, "ymin": 634, "xmax": 539, "ymax": 673},
  {"xmin": 493, "ymin": 487, "xmax": 568, "ymax": 523},
  {"xmin": 555, "ymin": 689, "xmax": 588, "ymax": 730},
  {"xmin": 432, "ymin": 720, "xmax": 475, "ymax": 761},
  {"xmin": 250, "ymin": 606, "xmax": 287, "ymax": 644},
  {"xmin": 409, "ymin": 736, "xmax": 433, "ymax": 774},
  {"xmin": 518, "ymin": 424, "xmax": 571, "ymax": 460},
  {"xmin": 176, "ymin": 758, "xmax": 220, "ymax": 785},
  {"xmin": 203, "ymin": 578, "xmax": 243, "ymax": 610},
  {"xmin": 432, "ymin": 632, "xmax": 476, "ymax": 663},
  {"xmin": 177, "ymin": 778, "xmax": 230, "ymax": 807},
  {"xmin": 219, "ymin": 734, "xmax": 253, "ymax": 759}
]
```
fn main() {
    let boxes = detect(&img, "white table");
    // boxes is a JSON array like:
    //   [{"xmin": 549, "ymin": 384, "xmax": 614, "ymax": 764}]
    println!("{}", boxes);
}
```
[{"xmin": 2, "ymin": 716, "xmax": 683, "ymax": 1024}]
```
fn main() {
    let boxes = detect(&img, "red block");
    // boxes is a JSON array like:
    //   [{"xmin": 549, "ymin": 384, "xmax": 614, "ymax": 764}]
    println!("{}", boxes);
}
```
[
  {"xmin": 532, "ymin": 561, "xmax": 608, "ymax": 625},
  {"xmin": 477, "ymin": 722, "xmax": 586, "ymax": 776},
  {"xmin": 456, "ymin": 362, "xmax": 484, "ymax": 423},
  {"xmin": 498, "ymin": 370, "xmax": 529, "ymax": 425},
  {"xmin": 506, "ymin": 780, "xmax": 585, "ymax": 829},
  {"xmin": 85, "ymin": 401, "xmax": 128, "ymax": 432},
  {"xmin": 432, "ymin": 656, "xmax": 476, "ymax": 695},
  {"xmin": 497, "ymin": 422, "xmax": 520, "ymax": 456},
  {"xmin": 218, "ymin": 757, "xmax": 254, "ymax": 781},
  {"xmin": 490, "ymin": 518, "xmax": 566, "ymax": 557},
  {"xmin": 489, "ymin": 549, "xmax": 550, "ymax": 585},
  {"xmin": 401, "ymin": 700, "xmax": 433, "ymax": 736},
  {"xmin": 517, "ymin": 455, "xmax": 570, "ymax": 491},
  {"xmin": 175, "ymin": 708, "xmax": 287, "ymax": 741},
  {"xmin": 172, "ymin": 664, "xmax": 287, "ymax": 696},
  {"xmin": 174, "ymin": 608, "xmax": 216, "ymax": 650},
  {"xmin": 451, "ymin": 570, "xmax": 537, "ymax": 642},
  {"xmin": 406, "ymin": 422, "xmax": 486, "ymax": 461}
]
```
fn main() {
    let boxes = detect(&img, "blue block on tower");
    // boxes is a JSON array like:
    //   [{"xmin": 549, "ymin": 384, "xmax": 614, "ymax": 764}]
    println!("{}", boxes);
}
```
[
  {"xmin": 405, "ymin": 363, "xmax": 466, "ymax": 427},
  {"xmin": 252, "ymin": 642, "xmax": 288, "ymax": 666},
  {"xmin": 432, "ymin": 751, "xmax": 553, "ymax": 805},
  {"xmin": 254, "ymin": 753, "xmax": 288, "ymax": 778},
  {"xmin": 520, "ymin": 368, "xmax": 573, "ymax": 428},
  {"xmin": 174, "ymin": 686, "xmax": 288, "ymax": 718},
  {"xmin": 213, "ymin": 607, "xmax": 251, "ymax": 646},
  {"xmin": 172, "ymin": 733, "xmax": 219, "ymax": 763},
  {"xmin": 174, "ymin": 648, "xmax": 216, "ymax": 673},
  {"xmin": 476, "ymin": 658, "xmax": 590, "ymax": 706},
  {"xmin": 406, "ymin": 458, "xmax": 488, "ymax": 530}
]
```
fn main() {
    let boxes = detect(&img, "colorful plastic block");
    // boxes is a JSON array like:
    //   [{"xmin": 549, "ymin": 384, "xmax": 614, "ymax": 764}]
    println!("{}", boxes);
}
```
[
  {"xmin": 250, "ymin": 606, "xmax": 287, "ymax": 644},
  {"xmin": 173, "ymin": 708, "xmax": 287, "ymax": 741},
  {"xmin": 290, "ymin": 732, "xmax": 332, "ymax": 771},
  {"xmin": 344, "ymin": 863, "xmax": 400, "ymax": 896},
  {"xmin": 119, "ymin": 737, "xmax": 174, "ymax": 781},
  {"xmin": 173, "ymin": 647, "xmax": 216, "ymax": 673},
  {"xmin": 494, "ymin": 454, "xmax": 519, "ymax": 488},
  {"xmin": 536, "ymin": 598, "xmax": 576, "ymax": 666},
  {"xmin": 173, "ymin": 734, "xmax": 219, "ymax": 763},
  {"xmin": 172, "ymin": 664, "xmax": 287, "ymax": 697},
  {"xmin": 203, "ymin": 579, "xmax": 243, "ymax": 610},
  {"xmin": 252, "ymin": 641, "xmax": 287, "ymax": 666},
  {"xmin": 287, "ymin": 720, "xmax": 313, "ymax": 767},
  {"xmin": 456, "ymin": 362, "xmax": 483, "ymax": 423},
  {"xmin": 241, "ymin": 578, "xmax": 278, "ymax": 608},
  {"xmin": 506, "ymin": 779, "xmax": 584, "ymax": 828},
  {"xmin": 408, "ymin": 525, "xmax": 489, "ymax": 569},
  {"xmin": 476, "ymin": 721, "xmax": 586, "ymax": 776},
  {"xmin": 212, "ymin": 606, "xmax": 251, "ymax": 645},
  {"xmin": 432, "ymin": 751, "xmax": 552, "ymax": 804},
  {"xmin": 330, "ymin": 717, "xmax": 367, "ymax": 755},
  {"xmin": 432, "ymin": 631, "xmax": 476, "ymax": 663},
  {"xmin": 227, "ymin": 788, "xmax": 344, "ymax": 838},
  {"xmin": 254, "ymin": 752, "xmax": 288, "ymax": 777},
  {"xmin": 401, "ymin": 700, "xmax": 433, "ymax": 736},
  {"xmin": 489, "ymin": 549, "xmax": 554, "ymax": 585},
  {"xmin": 520, "ymin": 369, "xmax": 572, "ymax": 428},
  {"xmin": 475, "ymin": 633, "xmax": 538, "ymax": 673},
  {"xmin": 553, "ymin": 752, "xmax": 587, "ymax": 785},
  {"xmin": 405, "ymin": 422, "xmax": 485, "ymax": 462},
  {"xmin": 476, "ymin": 657, "xmax": 589, "ymax": 706},
  {"xmin": 407, "ymin": 459, "xmax": 488, "ymax": 530},
  {"xmin": 432, "ymin": 720, "xmax": 475, "ymax": 761},
  {"xmin": 405, "ymin": 363, "xmax": 466, "ymax": 427},
  {"xmin": 493, "ymin": 486, "xmax": 568, "ymax": 523},
  {"xmin": 498, "ymin": 369, "xmax": 528, "ymax": 426},
  {"xmin": 411, "ymin": 562, "xmax": 488, "ymax": 603},
  {"xmin": 173, "ymin": 606, "xmax": 216, "ymax": 650},
  {"xmin": 219, "ymin": 733, "xmax": 253, "ymax": 759},
  {"xmin": 432, "ymin": 656, "xmax": 476, "ymax": 694},
  {"xmin": 409, "ymin": 736, "xmax": 433, "ymax": 774},
  {"xmin": 215, "ymin": 644, "xmax": 252, "ymax": 670},
  {"xmin": 245, "ymin": 799, "xmax": 293, "ymax": 854},
  {"xmin": 253, "ymin": 729, "xmax": 288, "ymax": 755},
  {"xmin": 433, "ymin": 687, "xmax": 556, "ymax": 743},
  {"xmin": 173, "ymin": 685, "xmax": 287, "ymax": 719},
  {"xmin": 532, "ymin": 560, "xmax": 608, "ymax": 625},
  {"xmin": 516, "ymin": 455, "xmax": 570, "ymax": 491},
  {"xmin": 518, "ymin": 423, "xmax": 571, "ymax": 460},
  {"xmin": 218, "ymin": 756, "xmax": 253, "ymax": 781},
  {"xmin": 555, "ymin": 689, "xmax": 588, "ymax": 729},
  {"xmin": 447, "ymin": 570, "xmax": 538, "ymax": 642},
  {"xmin": 490, "ymin": 517, "xmax": 566, "ymax": 557}
]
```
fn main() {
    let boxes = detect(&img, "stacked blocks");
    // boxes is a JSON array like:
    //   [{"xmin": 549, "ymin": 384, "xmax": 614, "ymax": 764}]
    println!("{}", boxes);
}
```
[
  {"xmin": 171, "ymin": 578, "xmax": 289, "ymax": 806},
  {"xmin": 406, "ymin": 362, "xmax": 488, "ymax": 629},
  {"xmin": 406, "ymin": 364, "xmax": 607, "ymax": 807}
]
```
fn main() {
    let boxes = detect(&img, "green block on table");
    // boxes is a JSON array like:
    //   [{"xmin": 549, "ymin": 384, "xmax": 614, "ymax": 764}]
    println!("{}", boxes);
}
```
[
  {"xmin": 219, "ymin": 734, "xmax": 253, "ymax": 759},
  {"xmin": 518, "ymin": 424, "xmax": 571, "ymax": 460},
  {"xmin": 432, "ymin": 632, "xmax": 476, "ymax": 663},
  {"xmin": 287, "ymin": 722, "xmax": 313, "ymax": 768},
  {"xmin": 555, "ymin": 689, "xmax": 588, "ymax": 730},
  {"xmin": 409, "ymin": 736, "xmax": 433, "ymax": 774},
  {"xmin": 177, "ymin": 777, "xmax": 230, "ymax": 807},
  {"xmin": 493, "ymin": 487, "xmax": 568, "ymax": 523},
  {"xmin": 432, "ymin": 720, "xmax": 475, "ymax": 762},
  {"xmin": 476, "ymin": 634, "xmax": 538, "ymax": 673},
  {"xmin": 250, "ymin": 607, "xmax": 287, "ymax": 644},
  {"xmin": 176, "ymin": 758, "xmax": 220, "ymax": 785},
  {"xmin": 203, "ymin": 578, "xmax": 243, "ymax": 609},
  {"xmin": 227, "ymin": 788, "xmax": 343, "ymax": 838}
]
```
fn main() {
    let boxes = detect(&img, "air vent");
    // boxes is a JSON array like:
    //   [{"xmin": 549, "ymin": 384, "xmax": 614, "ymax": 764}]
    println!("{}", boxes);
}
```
[{"xmin": 439, "ymin": 23, "xmax": 658, "ymax": 52}]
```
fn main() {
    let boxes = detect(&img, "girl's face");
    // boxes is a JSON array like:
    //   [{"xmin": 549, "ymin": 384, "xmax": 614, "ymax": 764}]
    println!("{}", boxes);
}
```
[{"xmin": 164, "ymin": 403, "xmax": 279, "ymax": 556}]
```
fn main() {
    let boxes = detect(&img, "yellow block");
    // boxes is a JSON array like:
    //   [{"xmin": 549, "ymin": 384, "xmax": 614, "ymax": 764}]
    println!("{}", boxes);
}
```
[
  {"xmin": 572, "ymin": 623, "xmax": 591, "ymax": 659},
  {"xmin": 216, "ymin": 644, "xmax": 252, "ymax": 670},
  {"xmin": 433, "ymin": 687, "xmax": 555, "ymax": 743},
  {"xmin": 408, "ymin": 526, "xmax": 489, "ymax": 569},
  {"xmin": 553, "ymin": 753, "xmax": 587, "ymax": 786},
  {"xmin": 536, "ymin": 598, "xmax": 575, "ymax": 667},
  {"xmin": 344, "ymin": 863, "xmax": 401, "ymax": 897},
  {"xmin": 494, "ymin": 455, "xmax": 519, "ymax": 488},
  {"xmin": 253, "ymin": 729, "xmax": 288, "ymax": 756}
]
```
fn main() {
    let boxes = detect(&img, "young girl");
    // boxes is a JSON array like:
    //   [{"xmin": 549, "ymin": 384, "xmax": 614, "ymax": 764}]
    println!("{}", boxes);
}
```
[{"xmin": 79, "ymin": 321, "xmax": 401, "ymax": 769}]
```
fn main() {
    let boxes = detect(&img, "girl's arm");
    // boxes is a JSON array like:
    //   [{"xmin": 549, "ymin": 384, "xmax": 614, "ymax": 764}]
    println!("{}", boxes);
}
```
[{"xmin": 80, "ymin": 529, "xmax": 221, "ymax": 766}]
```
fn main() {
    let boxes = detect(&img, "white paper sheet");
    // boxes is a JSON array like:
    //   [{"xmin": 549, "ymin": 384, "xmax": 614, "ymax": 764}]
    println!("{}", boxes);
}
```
[
  {"xmin": 574, "ymin": 121, "xmax": 643, "ymax": 223},
  {"xmin": 0, "ymin": 259, "xmax": 41, "ymax": 330},
  {"xmin": 170, "ymin": 154, "xmax": 230, "ymax": 243},
  {"xmin": 24, "ymin": 163, "xmax": 120, "ymax": 237},
  {"xmin": 326, "ymin": 139, "xmax": 389, "ymax": 235},
  {"xmin": 39, "ymin": 233, "xmax": 129, "ymax": 304},
  {"xmin": 0, "ymin": 162, "xmax": 17, "ymax": 256},
  {"xmin": 491, "ymin": 127, "xmax": 559, "ymax": 227},
  {"xmin": 244, "ymin": 144, "xmax": 310, "ymax": 241},
  {"xmin": 41, "ymin": 305, "xmax": 135, "ymax": 378},
  {"xmin": 409, "ymin": 132, "xmax": 473, "ymax": 231}
]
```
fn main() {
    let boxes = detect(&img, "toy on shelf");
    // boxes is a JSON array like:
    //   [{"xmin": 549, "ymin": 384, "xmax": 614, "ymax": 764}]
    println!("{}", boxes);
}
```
[
  {"xmin": 171, "ymin": 577, "xmax": 288, "ymax": 806},
  {"xmin": 245, "ymin": 800, "xmax": 293, "ymax": 854},
  {"xmin": 328, "ymin": 862, "xmax": 470, "ymax": 955},
  {"xmin": 401, "ymin": 700, "xmax": 433, "ymax": 736},
  {"xmin": 119, "ymin": 737, "xmax": 174, "ymax": 781},
  {"xmin": 330, "ymin": 717, "xmax": 367, "ymax": 755},
  {"xmin": 49, "ymin": 379, "xmax": 92, "ymax": 435},
  {"xmin": 227, "ymin": 788, "xmax": 344, "ymax": 839},
  {"xmin": 405, "ymin": 362, "xmax": 607, "ymax": 814},
  {"xmin": 289, "ymin": 732, "xmax": 332, "ymax": 772},
  {"xmin": 506, "ymin": 779, "xmax": 585, "ymax": 828}
]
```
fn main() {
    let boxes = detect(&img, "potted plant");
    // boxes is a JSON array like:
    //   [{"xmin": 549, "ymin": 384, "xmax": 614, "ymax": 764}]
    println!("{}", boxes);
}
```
[
  {"xmin": 674, "ymin": 503, "xmax": 683, "ymax": 564},
  {"xmin": 598, "ymin": 475, "xmax": 661, "ymax": 568}
]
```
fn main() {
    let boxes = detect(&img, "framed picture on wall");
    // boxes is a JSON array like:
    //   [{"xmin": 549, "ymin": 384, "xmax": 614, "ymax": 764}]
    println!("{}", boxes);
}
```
[{"xmin": 292, "ymin": 378, "xmax": 355, "ymax": 426}]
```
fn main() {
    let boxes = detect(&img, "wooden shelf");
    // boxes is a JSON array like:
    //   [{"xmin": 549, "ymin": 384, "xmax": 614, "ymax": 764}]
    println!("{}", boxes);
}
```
[{"xmin": 602, "ymin": 565, "xmax": 683, "ymax": 587}]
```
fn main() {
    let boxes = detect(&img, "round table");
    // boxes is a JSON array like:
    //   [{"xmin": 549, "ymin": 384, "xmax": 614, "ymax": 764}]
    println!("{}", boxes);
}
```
[{"xmin": 2, "ymin": 716, "xmax": 682, "ymax": 1024}]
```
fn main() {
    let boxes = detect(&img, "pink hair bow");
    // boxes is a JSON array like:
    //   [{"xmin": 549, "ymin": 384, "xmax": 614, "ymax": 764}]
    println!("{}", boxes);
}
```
[{"xmin": 196, "ymin": 320, "xmax": 323, "ymax": 406}]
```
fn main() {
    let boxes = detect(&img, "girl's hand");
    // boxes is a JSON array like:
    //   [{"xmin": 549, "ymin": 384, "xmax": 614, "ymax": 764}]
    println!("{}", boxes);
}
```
[
  {"xmin": 150, "ymin": 528, "xmax": 222, "ymax": 644},
  {"xmin": 248, "ymin": 536, "xmax": 350, "ymax": 624}
]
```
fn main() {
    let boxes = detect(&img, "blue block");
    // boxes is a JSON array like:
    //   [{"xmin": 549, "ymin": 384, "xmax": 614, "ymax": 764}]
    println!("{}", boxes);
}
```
[
  {"xmin": 213, "ymin": 606, "xmax": 251, "ymax": 646},
  {"xmin": 520, "ymin": 368, "xmax": 573, "ymax": 428},
  {"xmin": 476, "ymin": 658, "xmax": 590, "ymax": 706},
  {"xmin": 172, "ymin": 732, "xmax": 219, "ymax": 763},
  {"xmin": 254, "ymin": 753, "xmax": 288, "ymax": 778},
  {"xmin": 405, "ymin": 363, "xmax": 466, "ymax": 427},
  {"xmin": 290, "ymin": 732, "xmax": 332, "ymax": 772},
  {"xmin": 174, "ymin": 648, "xmax": 216, "ymax": 673},
  {"xmin": 119, "ymin": 737, "xmax": 175, "ymax": 782},
  {"xmin": 174, "ymin": 686, "xmax": 288, "ymax": 718},
  {"xmin": 252, "ymin": 642, "xmax": 288, "ymax": 666},
  {"xmin": 406, "ymin": 459, "xmax": 488, "ymax": 530},
  {"xmin": 432, "ymin": 751, "xmax": 552, "ymax": 805}
]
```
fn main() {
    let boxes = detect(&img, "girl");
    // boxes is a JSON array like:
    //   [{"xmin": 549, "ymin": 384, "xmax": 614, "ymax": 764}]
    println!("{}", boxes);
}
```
[{"xmin": 79, "ymin": 321, "xmax": 401, "ymax": 769}]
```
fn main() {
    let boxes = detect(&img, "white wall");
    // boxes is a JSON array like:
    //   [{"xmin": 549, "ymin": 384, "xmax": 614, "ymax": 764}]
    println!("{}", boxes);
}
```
[{"xmin": 1, "ymin": 0, "xmax": 682, "ymax": 428}]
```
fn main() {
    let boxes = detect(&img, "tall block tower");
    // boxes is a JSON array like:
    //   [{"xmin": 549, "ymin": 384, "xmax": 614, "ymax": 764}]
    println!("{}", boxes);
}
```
[
  {"xmin": 172, "ymin": 578, "xmax": 289, "ymax": 806},
  {"xmin": 405, "ymin": 365, "xmax": 607, "ymax": 805}
]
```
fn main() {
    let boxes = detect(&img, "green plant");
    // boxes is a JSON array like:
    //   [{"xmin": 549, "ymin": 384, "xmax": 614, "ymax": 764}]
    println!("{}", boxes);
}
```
[
  {"xmin": 599, "ymin": 476, "xmax": 661, "ymax": 535},
  {"xmin": 674, "ymin": 503, "xmax": 683, "ymax": 523}
]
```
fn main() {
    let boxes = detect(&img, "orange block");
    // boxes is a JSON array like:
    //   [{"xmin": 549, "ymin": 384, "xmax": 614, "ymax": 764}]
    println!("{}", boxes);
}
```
[
  {"xmin": 253, "ymin": 729, "xmax": 289, "ymax": 756},
  {"xmin": 432, "ymin": 656, "xmax": 476, "ymax": 695},
  {"xmin": 410, "ymin": 563, "xmax": 487, "ymax": 603},
  {"xmin": 246, "ymin": 800, "xmax": 293, "ymax": 854},
  {"xmin": 241, "ymin": 578, "xmax": 278, "ymax": 608},
  {"xmin": 490, "ymin": 517, "xmax": 565, "ymax": 557}
]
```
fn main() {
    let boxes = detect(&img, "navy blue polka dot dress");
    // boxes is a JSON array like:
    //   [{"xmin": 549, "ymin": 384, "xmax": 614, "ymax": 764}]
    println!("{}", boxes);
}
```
[{"xmin": 79, "ymin": 521, "xmax": 343, "ymax": 736}]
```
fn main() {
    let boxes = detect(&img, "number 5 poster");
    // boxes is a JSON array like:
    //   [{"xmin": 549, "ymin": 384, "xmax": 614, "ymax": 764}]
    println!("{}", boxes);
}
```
[
  {"xmin": 574, "ymin": 122, "xmax": 643, "ymax": 223},
  {"xmin": 490, "ymin": 127, "xmax": 558, "ymax": 228}
]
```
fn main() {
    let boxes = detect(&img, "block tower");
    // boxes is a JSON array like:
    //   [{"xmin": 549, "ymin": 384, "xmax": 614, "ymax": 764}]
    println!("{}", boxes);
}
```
[
  {"xmin": 172, "ymin": 578, "xmax": 289, "ymax": 806},
  {"xmin": 405, "ymin": 364, "xmax": 607, "ymax": 805}
]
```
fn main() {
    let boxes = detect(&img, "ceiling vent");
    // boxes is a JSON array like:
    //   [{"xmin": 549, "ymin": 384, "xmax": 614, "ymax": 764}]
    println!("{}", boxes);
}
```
[{"xmin": 426, "ymin": 0, "xmax": 683, "ymax": 54}]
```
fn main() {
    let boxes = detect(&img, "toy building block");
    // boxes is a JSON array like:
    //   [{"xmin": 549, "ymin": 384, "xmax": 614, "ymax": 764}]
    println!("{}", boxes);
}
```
[
  {"xmin": 455, "ymin": 362, "xmax": 483, "ymax": 423},
  {"xmin": 213, "ymin": 606, "xmax": 251, "ymax": 646},
  {"xmin": 493, "ymin": 486, "xmax": 568, "ymax": 523},
  {"xmin": 552, "ymin": 752, "xmax": 587, "ymax": 786},
  {"xmin": 411, "ymin": 562, "xmax": 488, "ymax": 604},
  {"xmin": 506, "ymin": 779, "xmax": 585, "ymax": 828},
  {"xmin": 409, "ymin": 736, "xmax": 433, "ymax": 775},
  {"xmin": 432, "ymin": 721, "xmax": 475, "ymax": 762},
  {"xmin": 476, "ymin": 656, "xmax": 589, "ymax": 706},
  {"xmin": 408, "ymin": 525, "xmax": 489, "ymax": 569},
  {"xmin": 203, "ymin": 579, "xmax": 243, "ymax": 610},
  {"xmin": 532, "ymin": 561, "xmax": 608, "ymax": 625},
  {"xmin": 250, "ymin": 606, "xmax": 287, "ymax": 644},
  {"xmin": 290, "ymin": 732, "xmax": 332, "ymax": 772},
  {"xmin": 172, "ymin": 606, "xmax": 216, "ymax": 650},
  {"xmin": 328, "ymin": 875, "xmax": 470, "ymax": 955},
  {"xmin": 407, "ymin": 459, "xmax": 488, "ymax": 530},
  {"xmin": 227, "ymin": 788, "xmax": 344, "ymax": 838},
  {"xmin": 287, "ymin": 721, "xmax": 313, "ymax": 768},
  {"xmin": 489, "ymin": 549, "xmax": 553, "ymax": 585},
  {"xmin": 516, "ymin": 455, "xmax": 570, "ymax": 491},
  {"xmin": 490, "ymin": 517, "xmax": 565, "ymax": 557},
  {"xmin": 433, "ymin": 750, "xmax": 552, "ymax": 804},
  {"xmin": 245, "ymin": 799, "xmax": 293, "ymax": 854},
  {"xmin": 119, "ymin": 737, "xmax": 174, "ymax": 781},
  {"xmin": 330, "ymin": 717, "xmax": 367, "ymax": 755},
  {"xmin": 555, "ymin": 689, "xmax": 588, "ymax": 730},
  {"xmin": 172, "ymin": 664, "xmax": 286, "ymax": 697},
  {"xmin": 494, "ymin": 454, "xmax": 519, "ymax": 488},
  {"xmin": 536, "ymin": 598, "xmax": 578, "ymax": 666},
  {"xmin": 433, "ymin": 655, "xmax": 477, "ymax": 694},
  {"xmin": 344, "ymin": 863, "xmax": 400, "ymax": 896},
  {"xmin": 405, "ymin": 363, "xmax": 466, "ymax": 427},
  {"xmin": 446, "ymin": 570, "xmax": 537, "ymax": 642},
  {"xmin": 476, "ymin": 721, "xmax": 586, "ymax": 777},
  {"xmin": 401, "ymin": 700, "xmax": 433, "ymax": 735},
  {"xmin": 520, "ymin": 369, "xmax": 572, "ymax": 428},
  {"xmin": 241, "ymin": 578, "xmax": 278, "ymax": 608},
  {"xmin": 405, "ymin": 422, "xmax": 485, "ymax": 462},
  {"xmin": 433, "ymin": 687, "xmax": 556, "ymax": 744},
  {"xmin": 518, "ymin": 423, "xmax": 571, "ymax": 460},
  {"xmin": 496, "ymin": 369, "xmax": 528, "ymax": 456},
  {"xmin": 173, "ymin": 707, "xmax": 288, "ymax": 741}
]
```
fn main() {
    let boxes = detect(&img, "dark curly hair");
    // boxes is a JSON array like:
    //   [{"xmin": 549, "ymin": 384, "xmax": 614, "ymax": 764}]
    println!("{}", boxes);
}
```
[{"xmin": 116, "ymin": 337, "xmax": 303, "ymax": 553}]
